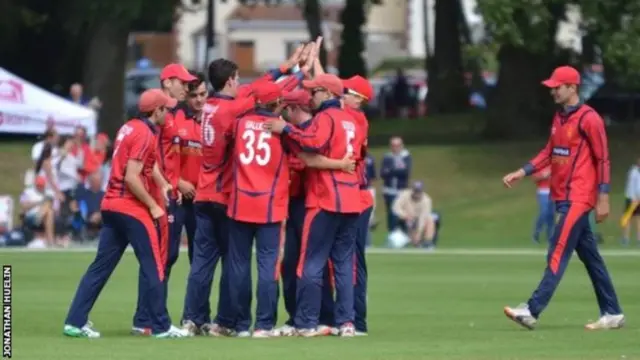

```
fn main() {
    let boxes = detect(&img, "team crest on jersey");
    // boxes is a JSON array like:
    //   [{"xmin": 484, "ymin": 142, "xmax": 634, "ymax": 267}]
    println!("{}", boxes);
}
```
[{"xmin": 172, "ymin": 135, "xmax": 180, "ymax": 144}]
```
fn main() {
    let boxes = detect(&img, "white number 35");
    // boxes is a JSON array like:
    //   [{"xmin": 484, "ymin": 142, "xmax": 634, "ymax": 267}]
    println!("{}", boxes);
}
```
[{"xmin": 239, "ymin": 130, "xmax": 272, "ymax": 166}]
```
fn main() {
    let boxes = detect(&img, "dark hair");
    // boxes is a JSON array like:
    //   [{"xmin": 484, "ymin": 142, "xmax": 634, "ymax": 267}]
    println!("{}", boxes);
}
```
[
  {"xmin": 208, "ymin": 59, "xmax": 238, "ymax": 92},
  {"xmin": 58, "ymin": 135, "xmax": 73, "ymax": 147},
  {"xmin": 35, "ymin": 143, "xmax": 53, "ymax": 174},
  {"xmin": 43, "ymin": 128, "xmax": 56, "ymax": 140},
  {"xmin": 187, "ymin": 70, "xmax": 207, "ymax": 92}
]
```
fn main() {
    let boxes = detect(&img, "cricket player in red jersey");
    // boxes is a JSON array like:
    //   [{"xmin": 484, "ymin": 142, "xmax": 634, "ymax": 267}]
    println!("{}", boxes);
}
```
[
  {"xmin": 266, "ymin": 73, "xmax": 361, "ymax": 337},
  {"xmin": 342, "ymin": 75, "xmax": 374, "ymax": 336},
  {"xmin": 223, "ymin": 81, "xmax": 291, "ymax": 338},
  {"xmin": 63, "ymin": 90, "xmax": 190, "ymax": 338},
  {"xmin": 502, "ymin": 66, "xmax": 624, "ymax": 330},
  {"xmin": 275, "ymin": 89, "xmax": 355, "ymax": 337},
  {"xmin": 182, "ymin": 54, "xmax": 305, "ymax": 336},
  {"xmin": 132, "ymin": 63, "xmax": 196, "ymax": 336}
]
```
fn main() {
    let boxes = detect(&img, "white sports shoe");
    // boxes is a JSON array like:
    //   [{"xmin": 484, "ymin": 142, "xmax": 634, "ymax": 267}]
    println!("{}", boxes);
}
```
[
  {"xmin": 585, "ymin": 314, "xmax": 625, "ymax": 330},
  {"xmin": 181, "ymin": 320, "xmax": 199, "ymax": 336},
  {"xmin": 275, "ymin": 324, "xmax": 296, "ymax": 336},
  {"xmin": 317, "ymin": 325, "xmax": 337, "ymax": 336},
  {"xmin": 236, "ymin": 331, "xmax": 252, "ymax": 338},
  {"xmin": 153, "ymin": 325, "xmax": 192, "ymax": 338},
  {"xmin": 206, "ymin": 323, "xmax": 237, "ymax": 337},
  {"xmin": 252, "ymin": 329, "xmax": 280, "ymax": 338},
  {"xmin": 296, "ymin": 328, "xmax": 324, "ymax": 337},
  {"xmin": 339, "ymin": 322, "xmax": 356, "ymax": 337},
  {"xmin": 63, "ymin": 321, "xmax": 101, "ymax": 338},
  {"xmin": 504, "ymin": 303, "xmax": 537, "ymax": 330}
]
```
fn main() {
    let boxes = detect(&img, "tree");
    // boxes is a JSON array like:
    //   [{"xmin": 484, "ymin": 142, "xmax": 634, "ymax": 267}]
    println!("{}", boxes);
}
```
[
  {"xmin": 427, "ymin": 0, "xmax": 468, "ymax": 115},
  {"xmin": 337, "ymin": 0, "xmax": 367, "ymax": 78},
  {"xmin": 477, "ymin": 0, "xmax": 568, "ymax": 139}
]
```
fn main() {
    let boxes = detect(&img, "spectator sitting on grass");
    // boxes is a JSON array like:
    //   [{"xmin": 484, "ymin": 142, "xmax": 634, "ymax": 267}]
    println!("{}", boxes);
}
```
[
  {"xmin": 392, "ymin": 180, "xmax": 436, "ymax": 248},
  {"xmin": 20, "ymin": 176, "xmax": 55, "ymax": 248},
  {"xmin": 76, "ymin": 171, "xmax": 105, "ymax": 239}
]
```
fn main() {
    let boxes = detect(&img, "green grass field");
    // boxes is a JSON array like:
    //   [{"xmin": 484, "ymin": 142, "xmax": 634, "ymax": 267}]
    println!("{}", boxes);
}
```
[
  {"xmin": 3, "ymin": 118, "xmax": 640, "ymax": 359},
  {"xmin": 4, "ymin": 250, "xmax": 640, "ymax": 359}
]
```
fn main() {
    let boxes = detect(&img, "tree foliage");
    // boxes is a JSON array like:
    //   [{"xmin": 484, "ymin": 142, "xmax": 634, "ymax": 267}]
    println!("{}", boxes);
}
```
[{"xmin": 338, "ymin": 0, "xmax": 367, "ymax": 78}]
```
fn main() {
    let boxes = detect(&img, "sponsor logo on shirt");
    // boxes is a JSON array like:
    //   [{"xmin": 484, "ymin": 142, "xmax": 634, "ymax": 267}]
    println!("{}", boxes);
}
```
[{"xmin": 552, "ymin": 147, "xmax": 570, "ymax": 157}]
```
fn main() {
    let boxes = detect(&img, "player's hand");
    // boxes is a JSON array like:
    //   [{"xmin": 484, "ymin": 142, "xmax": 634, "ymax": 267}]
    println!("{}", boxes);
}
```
[
  {"xmin": 340, "ymin": 154, "xmax": 356, "ymax": 173},
  {"xmin": 502, "ymin": 169, "xmax": 526, "ymax": 188},
  {"xmin": 595, "ymin": 193, "xmax": 610, "ymax": 223},
  {"xmin": 162, "ymin": 183, "xmax": 174, "ymax": 204},
  {"xmin": 301, "ymin": 43, "xmax": 316, "ymax": 74},
  {"xmin": 178, "ymin": 180, "xmax": 196, "ymax": 199},
  {"xmin": 284, "ymin": 44, "xmax": 304, "ymax": 70},
  {"xmin": 149, "ymin": 204, "xmax": 165, "ymax": 220},
  {"xmin": 264, "ymin": 118, "xmax": 288, "ymax": 134},
  {"xmin": 299, "ymin": 43, "xmax": 313, "ymax": 65}
]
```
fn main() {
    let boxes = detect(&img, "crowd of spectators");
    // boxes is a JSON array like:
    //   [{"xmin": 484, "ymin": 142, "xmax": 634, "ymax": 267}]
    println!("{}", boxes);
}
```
[{"xmin": 19, "ymin": 123, "xmax": 110, "ymax": 248}]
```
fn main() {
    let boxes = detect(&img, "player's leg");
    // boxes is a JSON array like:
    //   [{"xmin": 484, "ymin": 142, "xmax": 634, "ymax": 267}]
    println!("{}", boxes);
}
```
[
  {"xmin": 318, "ymin": 262, "xmax": 336, "ymax": 334},
  {"xmin": 383, "ymin": 194, "xmax": 396, "ymax": 231},
  {"xmin": 183, "ymin": 199, "xmax": 197, "ymax": 264},
  {"xmin": 223, "ymin": 218, "xmax": 255, "ymax": 335},
  {"xmin": 504, "ymin": 203, "xmax": 588, "ymax": 329},
  {"xmin": 621, "ymin": 198, "xmax": 631, "ymax": 245},
  {"xmin": 125, "ymin": 213, "xmax": 190, "ymax": 337},
  {"xmin": 182, "ymin": 202, "xmax": 223, "ymax": 334},
  {"xmin": 294, "ymin": 209, "xmax": 338, "ymax": 334},
  {"xmin": 545, "ymin": 198, "xmax": 555, "ymax": 242},
  {"xmin": 252, "ymin": 222, "xmax": 283, "ymax": 337},
  {"xmin": 280, "ymin": 199, "xmax": 305, "ymax": 330},
  {"xmin": 355, "ymin": 206, "xmax": 373, "ymax": 335},
  {"xmin": 575, "ymin": 221, "xmax": 625, "ymax": 330},
  {"xmin": 63, "ymin": 211, "xmax": 128, "ymax": 338},
  {"xmin": 331, "ymin": 213, "xmax": 358, "ymax": 336},
  {"xmin": 533, "ymin": 192, "xmax": 548, "ymax": 243}
]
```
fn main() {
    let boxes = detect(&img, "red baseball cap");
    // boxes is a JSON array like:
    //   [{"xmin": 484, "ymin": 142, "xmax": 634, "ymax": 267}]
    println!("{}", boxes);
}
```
[
  {"xmin": 343, "ymin": 75, "xmax": 373, "ymax": 100},
  {"xmin": 541, "ymin": 66, "xmax": 581, "ymax": 88},
  {"xmin": 35, "ymin": 176, "xmax": 47, "ymax": 187},
  {"xmin": 302, "ymin": 74, "xmax": 343, "ymax": 97},
  {"xmin": 282, "ymin": 90, "xmax": 312, "ymax": 107},
  {"xmin": 138, "ymin": 89, "xmax": 177, "ymax": 112},
  {"xmin": 160, "ymin": 63, "xmax": 197, "ymax": 82},
  {"xmin": 253, "ymin": 81, "xmax": 282, "ymax": 104},
  {"xmin": 237, "ymin": 84, "xmax": 254, "ymax": 98}
]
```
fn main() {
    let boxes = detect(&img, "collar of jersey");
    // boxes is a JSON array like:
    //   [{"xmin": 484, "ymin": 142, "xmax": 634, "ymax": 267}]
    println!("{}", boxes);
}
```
[
  {"xmin": 559, "ymin": 103, "xmax": 582, "ymax": 117},
  {"xmin": 141, "ymin": 117, "xmax": 158, "ymax": 134},
  {"xmin": 253, "ymin": 108, "xmax": 279, "ymax": 118},
  {"xmin": 211, "ymin": 93, "xmax": 234, "ymax": 100},
  {"xmin": 175, "ymin": 101, "xmax": 198, "ymax": 120},
  {"xmin": 315, "ymin": 98, "xmax": 341, "ymax": 113}
]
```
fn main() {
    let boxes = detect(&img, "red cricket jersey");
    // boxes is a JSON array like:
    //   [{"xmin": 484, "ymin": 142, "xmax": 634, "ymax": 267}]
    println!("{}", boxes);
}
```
[
  {"xmin": 174, "ymin": 103, "xmax": 202, "ymax": 186},
  {"xmin": 157, "ymin": 110, "xmax": 181, "ymax": 196},
  {"xmin": 72, "ymin": 142, "xmax": 99, "ymax": 181},
  {"xmin": 227, "ymin": 110, "xmax": 290, "ymax": 223},
  {"xmin": 283, "ymin": 100, "xmax": 361, "ymax": 213},
  {"xmin": 524, "ymin": 104, "xmax": 610, "ymax": 207},
  {"xmin": 344, "ymin": 107, "xmax": 374, "ymax": 211},
  {"xmin": 102, "ymin": 118, "xmax": 158, "ymax": 218},
  {"xmin": 195, "ymin": 95, "xmax": 256, "ymax": 205}
]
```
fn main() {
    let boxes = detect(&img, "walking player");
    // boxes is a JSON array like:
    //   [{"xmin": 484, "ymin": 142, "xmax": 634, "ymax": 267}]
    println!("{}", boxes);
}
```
[
  {"xmin": 502, "ymin": 65, "xmax": 624, "ymax": 330},
  {"xmin": 63, "ymin": 90, "xmax": 189, "ymax": 338}
]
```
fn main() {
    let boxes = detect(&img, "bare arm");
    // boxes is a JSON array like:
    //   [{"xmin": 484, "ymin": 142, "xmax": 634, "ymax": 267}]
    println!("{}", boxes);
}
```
[
  {"xmin": 153, "ymin": 163, "xmax": 169, "ymax": 189},
  {"xmin": 42, "ymin": 159, "xmax": 61, "ymax": 194},
  {"xmin": 125, "ymin": 159, "xmax": 158, "ymax": 211}
]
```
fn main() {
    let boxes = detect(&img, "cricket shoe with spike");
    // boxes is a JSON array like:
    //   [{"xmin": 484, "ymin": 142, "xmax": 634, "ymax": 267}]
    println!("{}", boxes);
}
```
[
  {"xmin": 252, "ymin": 329, "xmax": 281, "ymax": 338},
  {"xmin": 181, "ymin": 320, "xmax": 200, "ymax": 336},
  {"xmin": 275, "ymin": 324, "xmax": 296, "ymax": 336},
  {"xmin": 206, "ymin": 323, "xmax": 237, "ymax": 337},
  {"xmin": 585, "ymin": 314, "xmax": 625, "ymax": 330},
  {"xmin": 130, "ymin": 326, "xmax": 152, "ymax": 336},
  {"xmin": 339, "ymin": 322, "xmax": 356, "ymax": 337},
  {"xmin": 503, "ymin": 303, "xmax": 537, "ymax": 330}
]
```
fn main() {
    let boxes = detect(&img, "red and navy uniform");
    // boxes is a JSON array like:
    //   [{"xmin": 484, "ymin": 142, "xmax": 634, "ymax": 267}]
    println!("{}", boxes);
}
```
[
  {"xmin": 522, "ymin": 104, "xmax": 622, "ymax": 318},
  {"xmin": 282, "ymin": 99, "xmax": 360, "ymax": 330},
  {"xmin": 345, "ymin": 106, "xmax": 373, "ymax": 334},
  {"xmin": 225, "ymin": 108, "xmax": 289, "ymax": 332},
  {"xmin": 171, "ymin": 102, "xmax": 201, "ymax": 265},
  {"xmin": 65, "ymin": 118, "xmax": 172, "ymax": 335}
]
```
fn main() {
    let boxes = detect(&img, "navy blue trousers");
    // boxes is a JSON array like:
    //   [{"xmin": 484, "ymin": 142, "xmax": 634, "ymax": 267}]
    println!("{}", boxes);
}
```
[
  {"xmin": 355, "ymin": 207, "xmax": 373, "ymax": 332},
  {"xmin": 528, "ymin": 202, "xmax": 622, "ymax": 318},
  {"xmin": 182, "ymin": 202, "xmax": 247, "ymax": 328},
  {"xmin": 227, "ymin": 219, "xmax": 282, "ymax": 331},
  {"xmin": 533, "ymin": 191, "xmax": 555, "ymax": 242},
  {"xmin": 174, "ymin": 198, "xmax": 197, "ymax": 264},
  {"xmin": 281, "ymin": 198, "xmax": 335, "ymax": 327},
  {"xmin": 294, "ymin": 209, "xmax": 358, "ymax": 329},
  {"xmin": 66, "ymin": 210, "xmax": 171, "ymax": 334}
]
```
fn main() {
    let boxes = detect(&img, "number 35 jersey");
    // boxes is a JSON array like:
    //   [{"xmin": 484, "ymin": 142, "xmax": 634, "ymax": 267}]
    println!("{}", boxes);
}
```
[
  {"xmin": 195, "ymin": 94, "xmax": 255, "ymax": 205},
  {"xmin": 227, "ymin": 109, "xmax": 290, "ymax": 224}
]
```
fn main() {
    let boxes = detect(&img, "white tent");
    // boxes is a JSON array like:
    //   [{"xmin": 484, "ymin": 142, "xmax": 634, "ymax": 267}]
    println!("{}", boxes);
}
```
[{"xmin": 0, "ymin": 67, "xmax": 97, "ymax": 136}]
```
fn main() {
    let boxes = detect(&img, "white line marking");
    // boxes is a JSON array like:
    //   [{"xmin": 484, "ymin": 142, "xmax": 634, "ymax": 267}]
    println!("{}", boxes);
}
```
[{"xmin": 2, "ymin": 247, "xmax": 640, "ymax": 256}]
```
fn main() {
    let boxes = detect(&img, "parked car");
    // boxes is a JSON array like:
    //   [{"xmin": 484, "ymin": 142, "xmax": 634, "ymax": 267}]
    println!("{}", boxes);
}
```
[{"xmin": 124, "ymin": 68, "xmax": 161, "ymax": 117}]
